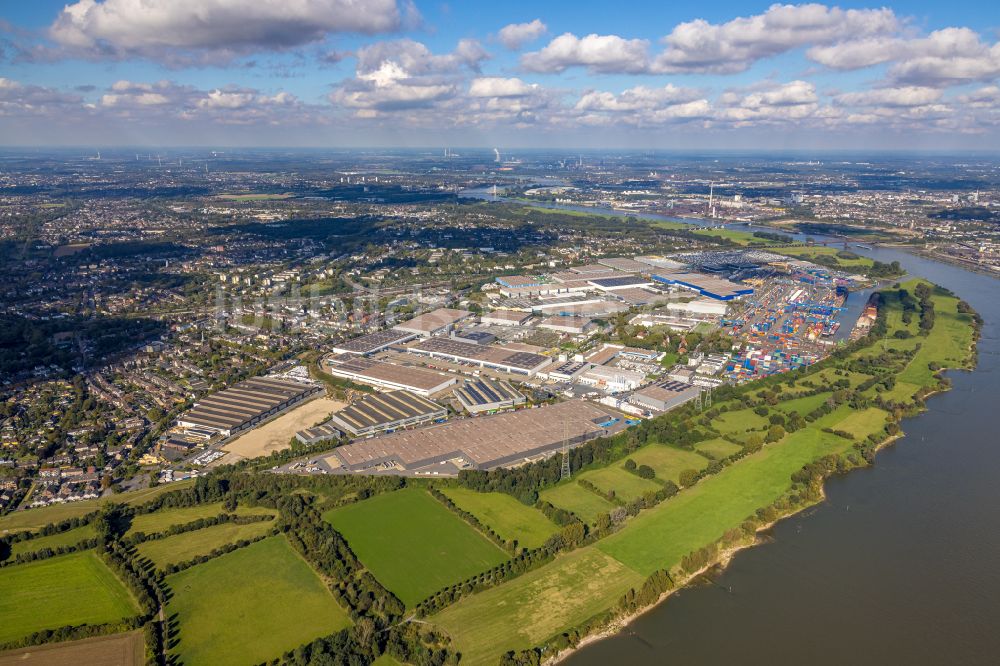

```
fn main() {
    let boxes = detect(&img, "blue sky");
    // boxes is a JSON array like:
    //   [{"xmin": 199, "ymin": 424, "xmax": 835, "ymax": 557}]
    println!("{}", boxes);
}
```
[{"xmin": 1, "ymin": 1, "xmax": 999, "ymax": 148}]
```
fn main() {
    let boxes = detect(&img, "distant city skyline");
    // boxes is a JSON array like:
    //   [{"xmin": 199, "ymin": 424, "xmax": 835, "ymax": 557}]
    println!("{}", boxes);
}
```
[{"xmin": 2, "ymin": 1, "xmax": 1000, "ymax": 149}]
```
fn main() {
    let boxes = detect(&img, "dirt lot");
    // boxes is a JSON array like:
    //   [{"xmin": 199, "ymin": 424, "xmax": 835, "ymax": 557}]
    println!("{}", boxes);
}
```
[
  {"xmin": 0, "ymin": 631, "xmax": 143, "ymax": 665},
  {"xmin": 219, "ymin": 397, "xmax": 344, "ymax": 463}
]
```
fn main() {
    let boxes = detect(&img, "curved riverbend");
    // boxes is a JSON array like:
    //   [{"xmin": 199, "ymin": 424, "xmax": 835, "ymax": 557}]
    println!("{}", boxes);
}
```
[{"xmin": 565, "ymin": 248, "xmax": 1000, "ymax": 666}]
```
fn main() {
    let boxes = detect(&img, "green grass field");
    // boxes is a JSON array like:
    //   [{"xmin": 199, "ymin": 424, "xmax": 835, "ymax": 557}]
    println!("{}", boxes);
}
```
[
  {"xmin": 0, "ymin": 481, "xmax": 195, "ymax": 534},
  {"xmin": 626, "ymin": 444, "xmax": 709, "ymax": 483},
  {"xmin": 773, "ymin": 392, "xmax": 832, "ymax": 416},
  {"xmin": 807, "ymin": 368, "xmax": 873, "ymax": 389},
  {"xmin": 440, "ymin": 487, "xmax": 557, "ymax": 550},
  {"xmin": 597, "ymin": 428, "xmax": 854, "ymax": 575},
  {"xmin": 9, "ymin": 524, "xmax": 96, "ymax": 557},
  {"xmin": 577, "ymin": 466, "xmax": 662, "ymax": 502},
  {"xmin": 694, "ymin": 227, "xmax": 773, "ymax": 246},
  {"xmin": 324, "ymin": 489, "xmax": 509, "ymax": 607},
  {"xmin": 713, "ymin": 408, "xmax": 770, "ymax": 435},
  {"xmin": 136, "ymin": 519, "xmax": 276, "ymax": 568},
  {"xmin": 539, "ymin": 482, "xmax": 617, "ymax": 525},
  {"xmin": 695, "ymin": 438, "xmax": 743, "ymax": 460},
  {"xmin": 126, "ymin": 503, "xmax": 276, "ymax": 536},
  {"xmin": 432, "ymin": 548, "xmax": 644, "ymax": 666},
  {"xmin": 166, "ymin": 536, "xmax": 350, "ymax": 665},
  {"xmin": 832, "ymin": 407, "xmax": 889, "ymax": 439},
  {"xmin": 0, "ymin": 551, "xmax": 138, "ymax": 643}
]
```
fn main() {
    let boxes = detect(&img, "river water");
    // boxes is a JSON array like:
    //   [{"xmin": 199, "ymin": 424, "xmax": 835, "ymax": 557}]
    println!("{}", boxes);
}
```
[{"xmin": 563, "ymin": 246, "xmax": 1000, "ymax": 665}]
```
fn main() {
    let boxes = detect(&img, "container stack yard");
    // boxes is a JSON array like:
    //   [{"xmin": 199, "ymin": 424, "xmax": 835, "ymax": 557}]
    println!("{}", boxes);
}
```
[{"xmin": 722, "ymin": 270, "xmax": 847, "ymax": 381}]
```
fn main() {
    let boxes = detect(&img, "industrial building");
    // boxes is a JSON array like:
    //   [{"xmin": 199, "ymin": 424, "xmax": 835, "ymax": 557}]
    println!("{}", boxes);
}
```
[
  {"xmin": 323, "ymin": 355, "xmax": 457, "ymax": 396},
  {"xmin": 295, "ymin": 422, "xmax": 344, "ymax": 445},
  {"xmin": 407, "ymin": 337, "xmax": 551, "ymax": 376},
  {"xmin": 326, "ymin": 400, "xmax": 620, "ymax": 473},
  {"xmin": 538, "ymin": 315, "xmax": 595, "ymax": 335},
  {"xmin": 495, "ymin": 275, "xmax": 545, "ymax": 289},
  {"xmin": 331, "ymin": 329, "xmax": 418, "ymax": 355},
  {"xmin": 480, "ymin": 310, "xmax": 534, "ymax": 326},
  {"xmin": 578, "ymin": 365, "xmax": 646, "ymax": 393},
  {"xmin": 666, "ymin": 298, "xmax": 729, "ymax": 316},
  {"xmin": 393, "ymin": 308, "xmax": 472, "ymax": 337},
  {"xmin": 652, "ymin": 273, "xmax": 754, "ymax": 301},
  {"xmin": 176, "ymin": 377, "xmax": 320, "ymax": 437},
  {"xmin": 598, "ymin": 257, "xmax": 651, "ymax": 273},
  {"xmin": 454, "ymin": 377, "xmax": 526, "ymax": 414},
  {"xmin": 587, "ymin": 275, "xmax": 652, "ymax": 291},
  {"xmin": 327, "ymin": 390, "xmax": 447, "ymax": 437},
  {"xmin": 629, "ymin": 380, "xmax": 702, "ymax": 413}
]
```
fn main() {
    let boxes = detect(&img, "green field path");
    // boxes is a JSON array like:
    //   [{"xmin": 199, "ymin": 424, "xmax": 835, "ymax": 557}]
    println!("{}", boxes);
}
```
[
  {"xmin": 325, "ymin": 488, "xmax": 509, "ymax": 607},
  {"xmin": 440, "ymin": 487, "xmax": 557, "ymax": 550},
  {"xmin": 136, "ymin": 519, "xmax": 275, "ymax": 568},
  {"xmin": 166, "ymin": 536, "xmax": 350, "ymax": 665},
  {"xmin": 0, "ymin": 551, "xmax": 139, "ymax": 643},
  {"xmin": 432, "ymin": 548, "xmax": 644, "ymax": 666}
]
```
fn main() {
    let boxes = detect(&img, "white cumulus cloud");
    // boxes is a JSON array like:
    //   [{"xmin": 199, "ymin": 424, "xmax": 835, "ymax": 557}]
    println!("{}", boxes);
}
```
[
  {"xmin": 498, "ymin": 19, "xmax": 547, "ymax": 50},
  {"xmin": 521, "ymin": 33, "xmax": 650, "ymax": 73}
]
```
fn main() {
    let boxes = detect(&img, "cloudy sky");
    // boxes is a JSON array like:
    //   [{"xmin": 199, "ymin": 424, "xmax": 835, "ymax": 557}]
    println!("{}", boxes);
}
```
[{"xmin": 2, "ymin": 1, "xmax": 1000, "ymax": 149}]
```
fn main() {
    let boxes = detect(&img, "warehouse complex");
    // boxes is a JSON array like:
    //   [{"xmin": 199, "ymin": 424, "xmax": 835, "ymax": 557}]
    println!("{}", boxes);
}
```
[
  {"xmin": 393, "ymin": 307, "xmax": 472, "ymax": 337},
  {"xmin": 322, "ymin": 354, "xmax": 457, "ymax": 396},
  {"xmin": 331, "ymin": 329, "xmax": 417, "ymax": 356},
  {"xmin": 325, "ymin": 400, "xmax": 620, "ymax": 473},
  {"xmin": 176, "ymin": 377, "xmax": 320, "ymax": 437},
  {"xmin": 454, "ymin": 377, "xmax": 526, "ymax": 414},
  {"xmin": 327, "ymin": 390, "xmax": 447, "ymax": 437},
  {"xmin": 408, "ymin": 337, "xmax": 551, "ymax": 376},
  {"xmin": 652, "ymin": 272, "xmax": 754, "ymax": 300}
]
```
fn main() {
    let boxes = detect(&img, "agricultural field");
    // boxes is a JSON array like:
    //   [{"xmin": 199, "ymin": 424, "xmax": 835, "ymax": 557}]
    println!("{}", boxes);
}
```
[
  {"xmin": 10, "ymin": 524, "xmax": 96, "ymax": 557},
  {"xmin": 0, "ymin": 630, "xmax": 144, "ymax": 666},
  {"xmin": 626, "ymin": 444, "xmax": 709, "ymax": 483},
  {"xmin": 539, "ymin": 482, "xmax": 617, "ymax": 525},
  {"xmin": 0, "ymin": 551, "xmax": 138, "ymax": 643},
  {"xmin": 695, "ymin": 438, "xmax": 743, "ymax": 460},
  {"xmin": 126, "ymin": 502, "xmax": 275, "ymax": 536},
  {"xmin": 324, "ymin": 488, "xmax": 509, "ymax": 607},
  {"xmin": 577, "ymin": 466, "xmax": 661, "ymax": 502},
  {"xmin": 136, "ymin": 519, "xmax": 276, "ymax": 568},
  {"xmin": 0, "ymin": 481, "xmax": 195, "ymax": 534},
  {"xmin": 440, "ymin": 487, "xmax": 557, "ymax": 550},
  {"xmin": 166, "ymin": 536, "xmax": 350, "ymax": 665},
  {"xmin": 432, "ymin": 548, "xmax": 644, "ymax": 666}
]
